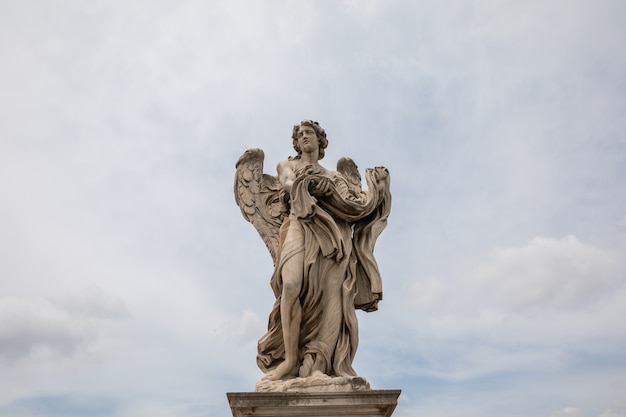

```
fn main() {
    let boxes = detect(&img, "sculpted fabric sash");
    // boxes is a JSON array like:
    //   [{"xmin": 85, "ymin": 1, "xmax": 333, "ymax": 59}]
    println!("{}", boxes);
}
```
[{"xmin": 289, "ymin": 170, "xmax": 391, "ymax": 311}]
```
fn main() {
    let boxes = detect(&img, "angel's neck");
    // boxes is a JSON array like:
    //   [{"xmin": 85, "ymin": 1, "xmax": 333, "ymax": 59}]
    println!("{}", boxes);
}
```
[{"xmin": 299, "ymin": 152, "xmax": 320, "ymax": 166}]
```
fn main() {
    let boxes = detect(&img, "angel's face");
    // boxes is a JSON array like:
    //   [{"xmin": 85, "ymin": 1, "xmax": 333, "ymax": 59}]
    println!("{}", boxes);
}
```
[{"xmin": 297, "ymin": 125, "xmax": 319, "ymax": 154}]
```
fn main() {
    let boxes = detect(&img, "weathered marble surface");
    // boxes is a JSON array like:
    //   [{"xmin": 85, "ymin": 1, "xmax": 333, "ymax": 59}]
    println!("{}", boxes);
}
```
[
  {"xmin": 255, "ymin": 374, "xmax": 370, "ymax": 393},
  {"xmin": 234, "ymin": 120, "xmax": 391, "ymax": 387},
  {"xmin": 227, "ymin": 390, "xmax": 401, "ymax": 417}
]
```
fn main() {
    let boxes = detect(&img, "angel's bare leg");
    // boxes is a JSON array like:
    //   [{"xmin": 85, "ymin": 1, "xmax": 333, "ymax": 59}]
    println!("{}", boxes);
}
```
[{"xmin": 264, "ymin": 250, "xmax": 303, "ymax": 380}]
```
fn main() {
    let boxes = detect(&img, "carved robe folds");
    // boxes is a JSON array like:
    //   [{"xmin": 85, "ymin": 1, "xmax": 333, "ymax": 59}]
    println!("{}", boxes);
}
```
[{"xmin": 257, "ymin": 168, "xmax": 391, "ymax": 378}]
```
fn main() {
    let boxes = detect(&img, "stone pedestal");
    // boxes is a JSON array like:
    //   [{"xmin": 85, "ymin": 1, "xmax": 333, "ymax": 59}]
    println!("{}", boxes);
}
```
[{"xmin": 227, "ymin": 390, "xmax": 401, "ymax": 417}]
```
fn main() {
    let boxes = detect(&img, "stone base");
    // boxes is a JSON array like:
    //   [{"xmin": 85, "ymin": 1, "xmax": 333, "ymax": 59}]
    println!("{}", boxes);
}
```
[
  {"xmin": 255, "ymin": 375, "xmax": 370, "ymax": 393},
  {"xmin": 227, "ymin": 390, "xmax": 401, "ymax": 417}
]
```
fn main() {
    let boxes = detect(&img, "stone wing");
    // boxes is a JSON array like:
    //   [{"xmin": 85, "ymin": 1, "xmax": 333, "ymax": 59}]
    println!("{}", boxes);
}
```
[
  {"xmin": 337, "ymin": 157, "xmax": 363, "ymax": 196},
  {"xmin": 234, "ymin": 148, "xmax": 288, "ymax": 265}
]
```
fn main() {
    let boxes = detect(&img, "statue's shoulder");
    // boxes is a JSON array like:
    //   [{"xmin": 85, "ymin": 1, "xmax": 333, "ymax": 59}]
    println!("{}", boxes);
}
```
[
  {"xmin": 277, "ymin": 158, "xmax": 292, "ymax": 169},
  {"xmin": 277, "ymin": 156, "xmax": 299, "ymax": 171}
]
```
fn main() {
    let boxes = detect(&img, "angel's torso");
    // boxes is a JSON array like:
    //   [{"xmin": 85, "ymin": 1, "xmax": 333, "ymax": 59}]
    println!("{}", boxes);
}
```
[{"xmin": 278, "ymin": 158, "xmax": 351, "ymax": 199}]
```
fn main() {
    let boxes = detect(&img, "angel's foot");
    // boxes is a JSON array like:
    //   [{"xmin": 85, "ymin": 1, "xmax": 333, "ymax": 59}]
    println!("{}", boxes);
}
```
[
  {"xmin": 300, "ymin": 353, "xmax": 327, "ymax": 378},
  {"xmin": 263, "ymin": 361, "xmax": 298, "ymax": 381}
]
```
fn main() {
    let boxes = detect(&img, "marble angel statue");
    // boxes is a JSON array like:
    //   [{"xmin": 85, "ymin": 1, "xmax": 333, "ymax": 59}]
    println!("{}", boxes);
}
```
[{"xmin": 234, "ymin": 120, "xmax": 391, "ymax": 388}]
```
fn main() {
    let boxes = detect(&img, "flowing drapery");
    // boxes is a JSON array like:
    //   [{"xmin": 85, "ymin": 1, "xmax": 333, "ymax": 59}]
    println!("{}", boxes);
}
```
[{"xmin": 257, "ymin": 168, "xmax": 391, "ymax": 377}]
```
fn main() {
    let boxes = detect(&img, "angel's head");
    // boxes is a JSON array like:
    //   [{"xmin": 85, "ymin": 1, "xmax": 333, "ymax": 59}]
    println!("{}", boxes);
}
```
[{"xmin": 292, "ymin": 120, "xmax": 328, "ymax": 160}]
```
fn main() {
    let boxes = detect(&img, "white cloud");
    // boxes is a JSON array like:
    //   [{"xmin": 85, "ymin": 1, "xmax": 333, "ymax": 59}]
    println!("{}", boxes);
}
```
[
  {"xmin": 50, "ymin": 286, "xmax": 129, "ymax": 320},
  {"xmin": 0, "ymin": 288, "xmax": 128, "ymax": 363},
  {"xmin": 600, "ymin": 411, "xmax": 626, "ymax": 417},
  {"xmin": 386, "ymin": 234, "xmax": 626, "ymax": 400},
  {"xmin": 551, "ymin": 407, "xmax": 584, "ymax": 417},
  {"xmin": 0, "ymin": 297, "xmax": 88, "ymax": 361},
  {"xmin": 409, "ymin": 278, "xmax": 446, "ymax": 312},
  {"xmin": 1, "ymin": 1, "xmax": 625, "ymax": 417},
  {"xmin": 599, "ymin": 398, "xmax": 626, "ymax": 417},
  {"xmin": 467, "ymin": 235, "xmax": 624, "ymax": 311}
]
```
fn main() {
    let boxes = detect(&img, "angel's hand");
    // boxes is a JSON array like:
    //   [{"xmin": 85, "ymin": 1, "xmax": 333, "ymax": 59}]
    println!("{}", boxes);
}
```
[
  {"xmin": 375, "ymin": 166, "xmax": 389, "ymax": 181},
  {"xmin": 309, "ymin": 176, "xmax": 333, "ymax": 196},
  {"xmin": 368, "ymin": 166, "xmax": 389, "ymax": 183}
]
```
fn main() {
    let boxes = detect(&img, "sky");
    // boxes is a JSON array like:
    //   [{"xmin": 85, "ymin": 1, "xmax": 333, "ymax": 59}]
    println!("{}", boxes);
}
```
[{"xmin": 1, "ymin": 1, "xmax": 625, "ymax": 416}]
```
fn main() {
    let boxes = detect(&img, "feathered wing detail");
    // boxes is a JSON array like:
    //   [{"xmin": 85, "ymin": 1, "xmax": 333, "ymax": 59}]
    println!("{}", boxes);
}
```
[
  {"xmin": 234, "ymin": 148, "xmax": 288, "ymax": 265},
  {"xmin": 337, "ymin": 157, "xmax": 362, "ymax": 195}
]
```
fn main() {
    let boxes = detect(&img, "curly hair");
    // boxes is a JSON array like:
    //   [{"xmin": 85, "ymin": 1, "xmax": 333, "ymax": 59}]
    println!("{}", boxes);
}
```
[{"xmin": 291, "ymin": 119, "xmax": 329, "ymax": 160}]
